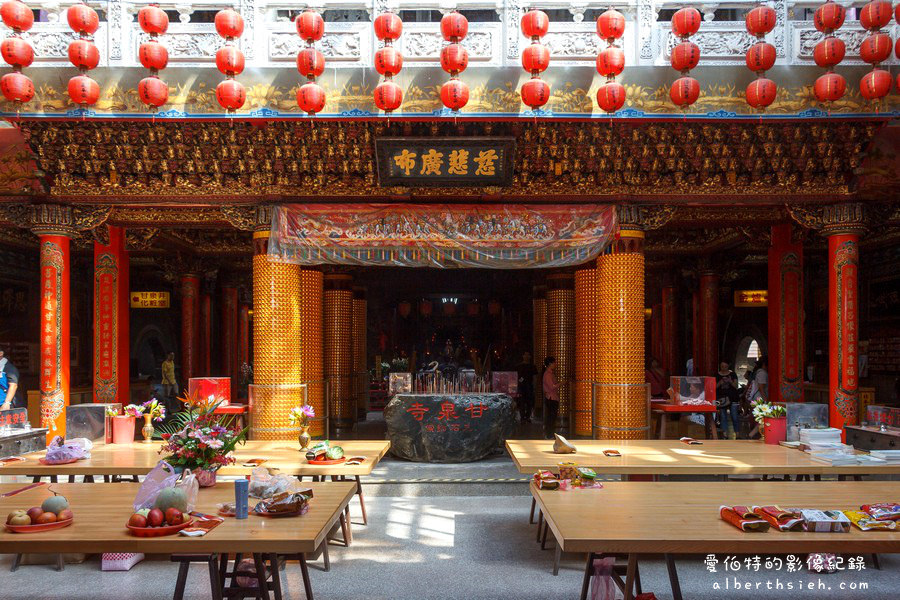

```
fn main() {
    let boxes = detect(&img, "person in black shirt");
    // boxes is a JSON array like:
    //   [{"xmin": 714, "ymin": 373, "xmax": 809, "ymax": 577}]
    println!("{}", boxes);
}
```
[
  {"xmin": 0, "ymin": 346, "xmax": 24, "ymax": 410},
  {"xmin": 516, "ymin": 352, "xmax": 538, "ymax": 423},
  {"xmin": 715, "ymin": 361, "xmax": 740, "ymax": 439}
]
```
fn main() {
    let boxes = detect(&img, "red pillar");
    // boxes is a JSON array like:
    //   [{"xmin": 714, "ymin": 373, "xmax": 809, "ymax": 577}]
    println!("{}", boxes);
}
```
[
  {"xmin": 767, "ymin": 224, "xmax": 803, "ymax": 404},
  {"xmin": 238, "ymin": 302, "xmax": 250, "ymax": 370},
  {"xmin": 827, "ymin": 233, "xmax": 860, "ymax": 432},
  {"xmin": 661, "ymin": 284, "xmax": 679, "ymax": 375},
  {"xmin": 221, "ymin": 286, "xmax": 239, "ymax": 394},
  {"xmin": 93, "ymin": 226, "xmax": 130, "ymax": 405},
  {"xmin": 691, "ymin": 290, "xmax": 701, "ymax": 375},
  {"xmin": 180, "ymin": 274, "xmax": 201, "ymax": 384},
  {"xmin": 200, "ymin": 293, "xmax": 212, "ymax": 376},
  {"xmin": 38, "ymin": 234, "xmax": 70, "ymax": 439},
  {"xmin": 699, "ymin": 272, "xmax": 719, "ymax": 376},
  {"xmin": 650, "ymin": 303, "xmax": 662, "ymax": 364}
]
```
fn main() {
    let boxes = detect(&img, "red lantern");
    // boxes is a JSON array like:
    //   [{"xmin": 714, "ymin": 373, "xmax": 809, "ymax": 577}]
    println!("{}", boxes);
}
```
[
  {"xmin": 859, "ymin": 1, "xmax": 892, "ymax": 31},
  {"xmin": 596, "ymin": 82, "xmax": 626, "ymax": 113},
  {"xmin": 297, "ymin": 47, "xmax": 326, "ymax": 78},
  {"xmin": 216, "ymin": 79, "xmax": 245, "ymax": 111},
  {"xmin": 296, "ymin": 9, "xmax": 324, "ymax": 43},
  {"xmin": 745, "ymin": 42, "xmax": 775, "ymax": 73},
  {"xmin": 521, "ymin": 9, "xmax": 549, "ymax": 39},
  {"xmin": 746, "ymin": 78, "xmax": 777, "ymax": 109},
  {"xmin": 138, "ymin": 76, "xmax": 168, "ymax": 107},
  {"xmin": 813, "ymin": 37, "xmax": 845, "ymax": 68},
  {"xmin": 671, "ymin": 7, "xmax": 701, "ymax": 38},
  {"xmin": 859, "ymin": 33, "xmax": 892, "ymax": 64},
  {"xmin": 1, "ymin": 0, "xmax": 33, "ymax": 32},
  {"xmin": 745, "ymin": 5, "xmax": 777, "ymax": 36},
  {"xmin": 440, "ymin": 78, "xmax": 469, "ymax": 111},
  {"xmin": 814, "ymin": 72, "xmax": 846, "ymax": 103},
  {"xmin": 374, "ymin": 13, "xmax": 402, "ymax": 41},
  {"xmin": 215, "ymin": 46, "xmax": 244, "ymax": 77},
  {"xmin": 138, "ymin": 5, "xmax": 169, "ymax": 35},
  {"xmin": 596, "ymin": 9, "xmax": 625, "ymax": 42},
  {"xmin": 440, "ymin": 43, "xmax": 468, "ymax": 75},
  {"xmin": 596, "ymin": 47, "xmax": 625, "ymax": 77},
  {"xmin": 68, "ymin": 74, "xmax": 99, "ymax": 106},
  {"xmin": 297, "ymin": 81, "xmax": 326, "ymax": 115},
  {"xmin": 0, "ymin": 71, "xmax": 33, "ymax": 102},
  {"xmin": 215, "ymin": 9, "xmax": 244, "ymax": 39},
  {"xmin": 442, "ymin": 301, "xmax": 457, "ymax": 316},
  {"xmin": 1, "ymin": 35, "xmax": 32, "ymax": 68},
  {"xmin": 896, "ymin": 37, "xmax": 900, "ymax": 60},
  {"xmin": 670, "ymin": 76, "xmax": 699, "ymax": 107},
  {"xmin": 419, "ymin": 300, "xmax": 433, "ymax": 317},
  {"xmin": 521, "ymin": 78, "xmax": 550, "ymax": 109},
  {"xmin": 487, "ymin": 300, "xmax": 501, "ymax": 317},
  {"xmin": 670, "ymin": 41, "xmax": 700, "ymax": 72},
  {"xmin": 441, "ymin": 11, "xmax": 468, "ymax": 42},
  {"xmin": 814, "ymin": 1, "xmax": 845, "ymax": 33},
  {"xmin": 521, "ymin": 43, "xmax": 550, "ymax": 74},
  {"xmin": 466, "ymin": 301, "xmax": 480, "ymax": 317},
  {"xmin": 374, "ymin": 46, "xmax": 402, "ymax": 77},
  {"xmin": 374, "ymin": 80, "xmax": 402, "ymax": 112},
  {"xmin": 397, "ymin": 301, "xmax": 412, "ymax": 318},
  {"xmin": 67, "ymin": 3, "xmax": 98, "ymax": 36},
  {"xmin": 139, "ymin": 40, "xmax": 169, "ymax": 72},
  {"xmin": 68, "ymin": 39, "xmax": 99, "ymax": 70},
  {"xmin": 860, "ymin": 69, "xmax": 891, "ymax": 100}
]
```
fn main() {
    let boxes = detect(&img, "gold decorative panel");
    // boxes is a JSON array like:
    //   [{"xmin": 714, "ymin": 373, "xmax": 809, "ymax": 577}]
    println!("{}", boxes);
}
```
[
  {"xmin": 325, "ymin": 275, "xmax": 354, "ymax": 433},
  {"xmin": 546, "ymin": 274, "xmax": 575, "ymax": 432}
]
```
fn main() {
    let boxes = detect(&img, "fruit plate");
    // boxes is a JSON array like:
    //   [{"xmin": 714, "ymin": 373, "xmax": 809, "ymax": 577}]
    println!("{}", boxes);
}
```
[
  {"xmin": 307, "ymin": 456, "xmax": 346, "ymax": 465},
  {"xmin": 6, "ymin": 517, "xmax": 74, "ymax": 533},
  {"xmin": 38, "ymin": 457, "xmax": 80, "ymax": 466},
  {"xmin": 127, "ymin": 517, "xmax": 194, "ymax": 537}
]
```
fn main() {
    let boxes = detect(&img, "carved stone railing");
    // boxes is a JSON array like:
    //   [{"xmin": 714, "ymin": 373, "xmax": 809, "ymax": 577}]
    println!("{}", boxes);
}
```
[{"xmin": 1, "ymin": 1, "xmax": 897, "ymax": 70}]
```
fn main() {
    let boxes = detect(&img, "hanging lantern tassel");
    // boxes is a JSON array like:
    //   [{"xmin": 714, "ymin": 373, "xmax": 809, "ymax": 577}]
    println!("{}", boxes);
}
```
[
  {"xmin": 669, "ymin": 7, "xmax": 702, "ymax": 111},
  {"xmin": 594, "ymin": 9, "xmax": 626, "ymax": 115},
  {"xmin": 812, "ymin": 1, "xmax": 847, "ymax": 110},
  {"xmin": 440, "ymin": 11, "xmax": 469, "ymax": 113},
  {"xmin": 373, "ymin": 12, "xmax": 404, "ymax": 115}
]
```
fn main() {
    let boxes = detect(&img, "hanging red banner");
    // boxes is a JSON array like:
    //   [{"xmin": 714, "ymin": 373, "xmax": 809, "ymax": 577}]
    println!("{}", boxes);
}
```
[
  {"xmin": 830, "ymin": 236, "xmax": 859, "ymax": 430},
  {"xmin": 93, "ymin": 252, "xmax": 118, "ymax": 403},
  {"xmin": 780, "ymin": 251, "xmax": 803, "ymax": 402},
  {"xmin": 39, "ymin": 237, "xmax": 69, "ymax": 437}
]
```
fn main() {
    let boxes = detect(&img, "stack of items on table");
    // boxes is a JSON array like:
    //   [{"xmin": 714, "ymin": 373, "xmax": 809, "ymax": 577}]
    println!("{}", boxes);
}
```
[
  {"xmin": 868, "ymin": 450, "xmax": 900, "ymax": 464},
  {"xmin": 796, "ymin": 428, "xmax": 880, "ymax": 466},
  {"xmin": 533, "ymin": 462, "xmax": 601, "ymax": 490},
  {"xmin": 720, "ymin": 502, "xmax": 899, "ymax": 532}
]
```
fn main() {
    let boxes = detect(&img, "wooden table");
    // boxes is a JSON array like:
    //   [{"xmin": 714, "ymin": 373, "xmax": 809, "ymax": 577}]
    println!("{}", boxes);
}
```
[
  {"xmin": 0, "ymin": 440, "xmax": 390, "ymax": 526},
  {"xmin": 531, "ymin": 481, "xmax": 900, "ymax": 600},
  {"xmin": 652, "ymin": 403, "xmax": 719, "ymax": 439},
  {"xmin": 0, "ymin": 481, "xmax": 356, "ymax": 600}
]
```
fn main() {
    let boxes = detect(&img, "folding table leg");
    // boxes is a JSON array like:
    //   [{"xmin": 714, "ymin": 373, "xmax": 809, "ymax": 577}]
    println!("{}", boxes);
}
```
[
  {"xmin": 339, "ymin": 512, "xmax": 352, "ymax": 546},
  {"xmin": 624, "ymin": 554, "xmax": 637, "ymax": 600},
  {"xmin": 267, "ymin": 554, "xmax": 283, "ymax": 600},
  {"xmin": 580, "ymin": 552, "xmax": 596, "ymax": 600},
  {"xmin": 252, "ymin": 553, "xmax": 271, "ymax": 600},
  {"xmin": 322, "ymin": 539, "xmax": 330, "ymax": 572},
  {"xmin": 552, "ymin": 543, "xmax": 561, "ymax": 576},
  {"xmin": 529, "ymin": 497, "xmax": 536, "ymax": 524},
  {"xmin": 871, "ymin": 554, "xmax": 880, "ymax": 570},
  {"xmin": 55, "ymin": 554, "xmax": 64, "ymax": 571},
  {"xmin": 355, "ymin": 475, "xmax": 368, "ymax": 525},
  {"xmin": 299, "ymin": 554, "xmax": 314, "ymax": 600},
  {"xmin": 207, "ymin": 555, "xmax": 223, "ymax": 600},
  {"xmin": 665, "ymin": 553, "xmax": 683, "ymax": 600},
  {"xmin": 540, "ymin": 521, "xmax": 549, "ymax": 550},
  {"xmin": 10, "ymin": 553, "xmax": 21, "ymax": 572},
  {"xmin": 173, "ymin": 561, "xmax": 190, "ymax": 600},
  {"xmin": 536, "ymin": 510, "xmax": 543, "ymax": 542}
]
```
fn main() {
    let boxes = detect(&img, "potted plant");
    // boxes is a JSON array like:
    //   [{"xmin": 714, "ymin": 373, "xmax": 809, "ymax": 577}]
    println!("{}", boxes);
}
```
[
  {"xmin": 289, "ymin": 405, "xmax": 316, "ymax": 450},
  {"xmin": 752, "ymin": 401, "xmax": 787, "ymax": 445},
  {"xmin": 156, "ymin": 391, "xmax": 247, "ymax": 487},
  {"xmin": 112, "ymin": 404, "xmax": 144, "ymax": 444},
  {"xmin": 140, "ymin": 398, "xmax": 166, "ymax": 443}
]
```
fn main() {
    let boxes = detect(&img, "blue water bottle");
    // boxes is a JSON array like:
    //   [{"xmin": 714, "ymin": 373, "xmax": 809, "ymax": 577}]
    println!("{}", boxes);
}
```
[{"xmin": 234, "ymin": 478, "xmax": 249, "ymax": 519}]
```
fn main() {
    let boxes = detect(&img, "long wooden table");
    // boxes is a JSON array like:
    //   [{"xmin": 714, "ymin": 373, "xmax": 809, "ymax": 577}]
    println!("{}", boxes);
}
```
[
  {"xmin": 0, "ymin": 481, "xmax": 356, "ymax": 600},
  {"xmin": 531, "ymin": 481, "xmax": 900, "ymax": 600},
  {"xmin": 506, "ymin": 439, "xmax": 900, "ymax": 477}
]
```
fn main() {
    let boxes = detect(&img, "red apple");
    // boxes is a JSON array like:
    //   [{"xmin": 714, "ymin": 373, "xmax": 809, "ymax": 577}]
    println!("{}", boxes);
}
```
[
  {"xmin": 164, "ymin": 508, "xmax": 183, "ymax": 526},
  {"xmin": 57, "ymin": 509, "xmax": 74, "ymax": 521},
  {"xmin": 127, "ymin": 513, "xmax": 147, "ymax": 528},
  {"xmin": 25, "ymin": 507, "xmax": 43, "ymax": 522},
  {"xmin": 147, "ymin": 508, "xmax": 164, "ymax": 527},
  {"xmin": 35, "ymin": 512, "xmax": 57, "ymax": 524}
]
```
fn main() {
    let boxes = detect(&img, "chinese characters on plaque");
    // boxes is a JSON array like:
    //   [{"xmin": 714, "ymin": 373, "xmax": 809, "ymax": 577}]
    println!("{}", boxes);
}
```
[
  {"xmin": 130, "ymin": 291, "xmax": 171, "ymax": 309},
  {"xmin": 376, "ymin": 137, "xmax": 515, "ymax": 187},
  {"xmin": 406, "ymin": 399, "xmax": 488, "ymax": 433}
]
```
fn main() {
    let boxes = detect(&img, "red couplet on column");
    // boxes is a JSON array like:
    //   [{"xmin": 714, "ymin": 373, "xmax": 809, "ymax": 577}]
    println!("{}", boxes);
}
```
[
  {"xmin": 200, "ymin": 294, "xmax": 212, "ymax": 376},
  {"xmin": 221, "ymin": 286, "xmax": 239, "ymax": 396},
  {"xmin": 180, "ymin": 275, "xmax": 201, "ymax": 383},
  {"xmin": 238, "ymin": 303, "xmax": 250, "ymax": 376},
  {"xmin": 39, "ymin": 235, "xmax": 70, "ymax": 440},
  {"xmin": 828, "ymin": 234, "xmax": 859, "ymax": 434},
  {"xmin": 661, "ymin": 285, "xmax": 679, "ymax": 375},
  {"xmin": 699, "ymin": 273, "xmax": 719, "ymax": 377},
  {"xmin": 93, "ymin": 226, "xmax": 129, "ymax": 406},
  {"xmin": 767, "ymin": 224, "xmax": 804, "ymax": 404}
]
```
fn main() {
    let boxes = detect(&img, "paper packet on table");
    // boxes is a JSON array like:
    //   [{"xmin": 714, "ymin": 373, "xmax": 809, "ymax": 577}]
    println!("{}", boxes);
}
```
[
  {"xmin": 752, "ymin": 505, "xmax": 805, "ymax": 531},
  {"xmin": 252, "ymin": 490, "xmax": 313, "ymax": 516},
  {"xmin": 720, "ymin": 506, "xmax": 770, "ymax": 532},
  {"xmin": 249, "ymin": 466, "xmax": 303, "ymax": 499},
  {"xmin": 345, "ymin": 456, "xmax": 366, "ymax": 466},
  {"xmin": 533, "ymin": 470, "xmax": 560, "ymax": 490},
  {"xmin": 790, "ymin": 509, "xmax": 850, "ymax": 533},
  {"xmin": 843, "ymin": 510, "xmax": 898, "ymax": 531},
  {"xmin": 860, "ymin": 503, "xmax": 900, "ymax": 521},
  {"xmin": 180, "ymin": 515, "xmax": 225, "ymax": 537}
]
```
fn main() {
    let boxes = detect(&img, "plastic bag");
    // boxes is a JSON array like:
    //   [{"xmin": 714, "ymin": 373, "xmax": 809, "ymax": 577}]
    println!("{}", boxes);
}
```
[
  {"xmin": 133, "ymin": 461, "xmax": 179, "ymax": 512},
  {"xmin": 590, "ymin": 556, "xmax": 617, "ymax": 600},
  {"xmin": 248, "ymin": 466, "xmax": 301, "ymax": 499},
  {"xmin": 177, "ymin": 470, "xmax": 200, "ymax": 513},
  {"xmin": 43, "ymin": 436, "xmax": 92, "ymax": 464}
]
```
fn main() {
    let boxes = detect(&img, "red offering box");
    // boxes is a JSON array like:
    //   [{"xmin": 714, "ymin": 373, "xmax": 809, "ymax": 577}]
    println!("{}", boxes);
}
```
[{"xmin": 188, "ymin": 377, "xmax": 231, "ymax": 405}]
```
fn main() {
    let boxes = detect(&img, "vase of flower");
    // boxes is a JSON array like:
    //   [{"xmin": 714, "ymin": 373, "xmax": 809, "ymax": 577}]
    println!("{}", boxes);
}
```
[
  {"xmin": 298, "ymin": 425, "xmax": 311, "ymax": 451},
  {"xmin": 111, "ymin": 415, "xmax": 136, "ymax": 444},
  {"xmin": 140, "ymin": 398, "xmax": 166, "ymax": 443},
  {"xmin": 195, "ymin": 468, "xmax": 218, "ymax": 488},
  {"xmin": 289, "ymin": 405, "xmax": 316, "ymax": 451},
  {"xmin": 141, "ymin": 414, "xmax": 155, "ymax": 443},
  {"xmin": 763, "ymin": 416, "xmax": 787, "ymax": 446}
]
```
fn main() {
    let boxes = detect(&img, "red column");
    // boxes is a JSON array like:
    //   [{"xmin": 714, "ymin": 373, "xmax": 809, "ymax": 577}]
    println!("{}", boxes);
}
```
[
  {"xmin": 699, "ymin": 272, "xmax": 719, "ymax": 376},
  {"xmin": 221, "ymin": 286, "xmax": 239, "ymax": 393},
  {"xmin": 93, "ymin": 226, "xmax": 130, "ymax": 405},
  {"xmin": 650, "ymin": 303, "xmax": 662, "ymax": 364},
  {"xmin": 691, "ymin": 290, "xmax": 700, "ymax": 375},
  {"xmin": 38, "ymin": 234, "xmax": 70, "ymax": 440},
  {"xmin": 180, "ymin": 274, "xmax": 201, "ymax": 385},
  {"xmin": 661, "ymin": 284, "xmax": 679, "ymax": 375},
  {"xmin": 827, "ymin": 233, "xmax": 859, "ymax": 432},
  {"xmin": 238, "ymin": 303, "xmax": 250, "ymax": 370},
  {"xmin": 767, "ymin": 224, "xmax": 803, "ymax": 404},
  {"xmin": 200, "ymin": 293, "xmax": 212, "ymax": 376}
]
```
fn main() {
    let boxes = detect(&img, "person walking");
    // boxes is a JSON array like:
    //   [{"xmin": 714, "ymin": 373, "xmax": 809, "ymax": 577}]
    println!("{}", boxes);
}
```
[
  {"xmin": 516, "ymin": 352, "xmax": 538, "ymax": 423},
  {"xmin": 542, "ymin": 356, "xmax": 560, "ymax": 439},
  {"xmin": 715, "ymin": 361, "xmax": 740, "ymax": 439}
]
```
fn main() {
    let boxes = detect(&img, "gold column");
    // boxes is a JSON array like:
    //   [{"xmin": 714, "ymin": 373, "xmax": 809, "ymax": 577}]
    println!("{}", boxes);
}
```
[
  {"xmin": 299, "ymin": 269, "xmax": 325, "ymax": 436},
  {"xmin": 546, "ymin": 274, "xmax": 575, "ymax": 434},
  {"xmin": 532, "ymin": 285, "xmax": 547, "ymax": 415},
  {"xmin": 325, "ymin": 274, "xmax": 354, "ymax": 436},
  {"xmin": 352, "ymin": 287, "xmax": 368, "ymax": 419},
  {"xmin": 596, "ymin": 226, "xmax": 647, "ymax": 440},
  {"xmin": 574, "ymin": 268, "xmax": 600, "ymax": 437}
]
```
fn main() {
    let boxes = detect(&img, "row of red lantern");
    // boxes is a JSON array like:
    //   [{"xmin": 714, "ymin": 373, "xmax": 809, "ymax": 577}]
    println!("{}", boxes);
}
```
[
  {"xmin": 857, "ymin": 0, "xmax": 895, "ymax": 103},
  {"xmin": 373, "ymin": 12, "xmax": 403, "ymax": 113},
  {"xmin": 137, "ymin": 4, "xmax": 169, "ymax": 109},
  {"xmin": 744, "ymin": 4, "xmax": 778, "ymax": 110},
  {"xmin": 214, "ymin": 9, "xmax": 246, "ymax": 112},
  {"xmin": 440, "ymin": 11, "xmax": 469, "ymax": 112},
  {"xmin": 670, "ymin": 7, "xmax": 702, "ymax": 108},
  {"xmin": 296, "ymin": 9, "xmax": 326, "ymax": 115},
  {"xmin": 66, "ymin": 1, "xmax": 100, "ymax": 107},
  {"xmin": 520, "ymin": 9, "xmax": 550, "ymax": 111},
  {"xmin": 595, "ymin": 9, "xmax": 626, "ymax": 113},
  {"xmin": 0, "ymin": 0, "xmax": 34, "ymax": 105}
]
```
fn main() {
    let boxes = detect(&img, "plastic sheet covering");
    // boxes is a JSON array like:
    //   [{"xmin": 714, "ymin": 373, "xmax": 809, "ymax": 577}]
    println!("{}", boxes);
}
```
[{"xmin": 268, "ymin": 204, "xmax": 617, "ymax": 269}]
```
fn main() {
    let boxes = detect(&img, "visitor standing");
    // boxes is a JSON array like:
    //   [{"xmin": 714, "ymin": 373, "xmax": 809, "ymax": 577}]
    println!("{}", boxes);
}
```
[
  {"xmin": 516, "ymin": 352, "xmax": 538, "ymax": 423},
  {"xmin": 542, "ymin": 356, "xmax": 560, "ymax": 439},
  {"xmin": 161, "ymin": 352, "xmax": 178, "ymax": 404},
  {"xmin": 645, "ymin": 358, "xmax": 668, "ymax": 399},
  {"xmin": 747, "ymin": 356, "xmax": 769, "ymax": 403},
  {"xmin": 0, "ymin": 346, "xmax": 23, "ymax": 410},
  {"xmin": 715, "ymin": 361, "xmax": 740, "ymax": 439}
]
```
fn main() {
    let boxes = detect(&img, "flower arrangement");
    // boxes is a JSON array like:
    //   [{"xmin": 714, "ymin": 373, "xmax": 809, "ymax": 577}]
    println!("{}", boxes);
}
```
[
  {"xmin": 142, "ymin": 398, "xmax": 166, "ymax": 422},
  {"xmin": 156, "ymin": 390, "xmax": 247, "ymax": 472},
  {"xmin": 751, "ymin": 401, "xmax": 786, "ymax": 425},
  {"xmin": 288, "ymin": 405, "xmax": 315, "ymax": 427},
  {"xmin": 105, "ymin": 406, "xmax": 120, "ymax": 417},
  {"xmin": 123, "ymin": 404, "xmax": 145, "ymax": 418}
]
